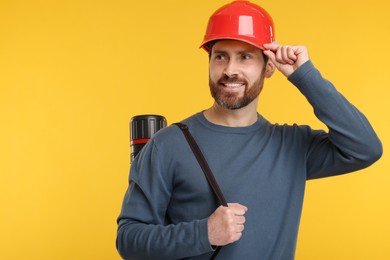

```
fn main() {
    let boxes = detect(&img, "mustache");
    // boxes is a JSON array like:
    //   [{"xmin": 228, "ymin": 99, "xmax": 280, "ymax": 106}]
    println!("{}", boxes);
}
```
[{"xmin": 217, "ymin": 75, "xmax": 247, "ymax": 85}]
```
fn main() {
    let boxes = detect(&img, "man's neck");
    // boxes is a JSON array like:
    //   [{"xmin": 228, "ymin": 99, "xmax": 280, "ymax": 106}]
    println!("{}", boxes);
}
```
[{"xmin": 203, "ymin": 100, "xmax": 259, "ymax": 127}]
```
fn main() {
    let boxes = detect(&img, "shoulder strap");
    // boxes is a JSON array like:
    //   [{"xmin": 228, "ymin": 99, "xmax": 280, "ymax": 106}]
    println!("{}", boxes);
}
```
[
  {"xmin": 174, "ymin": 123, "xmax": 227, "ymax": 207},
  {"xmin": 174, "ymin": 123, "xmax": 226, "ymax": 260}
]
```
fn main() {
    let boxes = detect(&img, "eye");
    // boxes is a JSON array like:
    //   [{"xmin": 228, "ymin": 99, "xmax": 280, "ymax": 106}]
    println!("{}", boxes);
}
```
[
  {"xmin": 241, "ymin": 54, "xmax": 252, "ymax": 60},
  {"xmin": 214, "ymin": 54, "xmax": 226, "ymax": 61}
]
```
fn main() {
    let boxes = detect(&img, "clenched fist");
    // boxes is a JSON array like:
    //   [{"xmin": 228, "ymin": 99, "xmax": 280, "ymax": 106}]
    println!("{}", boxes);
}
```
[{"xmin": 207, "ymin": 203, "xmax": 248, "ymax": 246}]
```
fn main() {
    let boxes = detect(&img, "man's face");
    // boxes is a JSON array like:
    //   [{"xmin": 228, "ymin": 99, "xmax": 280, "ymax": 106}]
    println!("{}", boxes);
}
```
[{"xmin": 209, "ymin": 40, "xmax": 269, "ymax": 110}]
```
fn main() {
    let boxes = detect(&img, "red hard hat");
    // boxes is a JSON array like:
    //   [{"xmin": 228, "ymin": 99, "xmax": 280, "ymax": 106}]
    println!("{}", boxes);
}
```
[{"xmin": 200, "ymin": 1, "xmax": 275, "ymax": 52}]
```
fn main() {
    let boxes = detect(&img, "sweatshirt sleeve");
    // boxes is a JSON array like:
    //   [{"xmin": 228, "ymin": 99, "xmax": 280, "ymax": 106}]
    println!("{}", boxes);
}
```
[
  {"xmin": 116, "ymin": 139, "xmax": 213, "ymax": 259},
  {"xmin": 288, "ymin": 60, "xmax": 383, "ymax": 179}
]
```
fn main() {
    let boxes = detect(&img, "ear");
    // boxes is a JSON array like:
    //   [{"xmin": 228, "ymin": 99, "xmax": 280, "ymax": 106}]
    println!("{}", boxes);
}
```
[{"xmin": 264, "ymin": 60, "xmax": 276, "ymax": 78}]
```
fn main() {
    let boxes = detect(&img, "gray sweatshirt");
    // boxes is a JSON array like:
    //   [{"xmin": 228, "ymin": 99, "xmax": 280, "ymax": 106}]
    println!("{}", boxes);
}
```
[{"xmin": 117, "ymin": 60, "xmax": 382, "ymax": 259}]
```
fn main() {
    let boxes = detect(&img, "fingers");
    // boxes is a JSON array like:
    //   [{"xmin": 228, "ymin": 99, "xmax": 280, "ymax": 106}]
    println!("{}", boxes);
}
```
[
  {"xmin": 235, "ymin": 215, "xmax": 246, "ymax": 227},
  {"xmin": 227, "ymin": 203, "xmax": 248, "ymax": 215},
  {"xmin": 208, "ymin": 203, "xmax": 248, "ymax": 246},
  {"xmin": 227, "ymin": 203, "xmax": 247, "ymax": 229},
  {"xmin": 263, "ymin": 43, "xmax": 309, "ymax": 77},
  {"xmin": 281, "ymin": 46, "xmax": 297, "ymax": 65},
  {"xmin": 264, "ymin": 43, "xmax": 297, "ymax": 65},
  {"xmin": 263, "ymin": 42, "xmax": 278, "ymax": 51}
]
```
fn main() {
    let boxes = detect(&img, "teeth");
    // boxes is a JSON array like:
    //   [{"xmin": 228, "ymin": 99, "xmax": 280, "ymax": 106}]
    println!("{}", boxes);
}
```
[{"xmin": 224, "ymin": 83, "xmax": 243, "ymax": 88}]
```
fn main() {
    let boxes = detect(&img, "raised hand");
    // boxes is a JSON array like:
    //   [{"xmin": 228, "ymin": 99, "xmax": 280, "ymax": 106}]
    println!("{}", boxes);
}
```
[{"xmin": 263, "ymin": 43, "xmax": 310, "ymax": 78}]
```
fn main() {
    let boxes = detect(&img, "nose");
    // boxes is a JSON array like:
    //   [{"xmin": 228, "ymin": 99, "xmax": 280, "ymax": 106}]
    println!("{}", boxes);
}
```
[{"xmin": 224, "ymin": 59, "xmax": 239, "ymax": 78}]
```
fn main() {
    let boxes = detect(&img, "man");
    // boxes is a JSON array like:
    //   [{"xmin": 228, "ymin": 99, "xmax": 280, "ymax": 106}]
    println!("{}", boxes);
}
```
[{"xmin": 116, "ymin": 1, "xmax": 382, "ymax": 259}]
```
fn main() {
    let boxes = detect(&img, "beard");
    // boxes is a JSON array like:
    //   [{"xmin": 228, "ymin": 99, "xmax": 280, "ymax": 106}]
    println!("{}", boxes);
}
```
[{"xmin": 209, "ymin": 74, "xmax": 264, "ymax": 110}]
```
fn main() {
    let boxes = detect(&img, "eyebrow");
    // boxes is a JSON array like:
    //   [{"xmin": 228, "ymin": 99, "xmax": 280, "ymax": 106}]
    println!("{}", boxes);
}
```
[
  {"xmin": 211, "ymin": 50, "xmax": 228, "ymax": 56},
  {"xmin": 212, "ymin": 50, "xmax": 255, "ymax": 56},
  {"xmin": 237, "ymin": 51, "xmax": 254, "ymax": 56}
]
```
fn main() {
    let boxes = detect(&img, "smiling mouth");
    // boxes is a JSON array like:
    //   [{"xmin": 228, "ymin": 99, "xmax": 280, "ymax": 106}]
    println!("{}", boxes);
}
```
[{"xmin": 223, "ymin": 83, "xmax": 245, "ymax": 88}]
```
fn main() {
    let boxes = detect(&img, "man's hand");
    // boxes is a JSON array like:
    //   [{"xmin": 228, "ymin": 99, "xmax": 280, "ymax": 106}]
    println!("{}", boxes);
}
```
[
  {"xmin": 208, "ymin": 203, "xmax": 248, "ymax": 246},
  {"xmin": 263, "ymin": 43, "xmax": 310, "ymax": 78}
]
